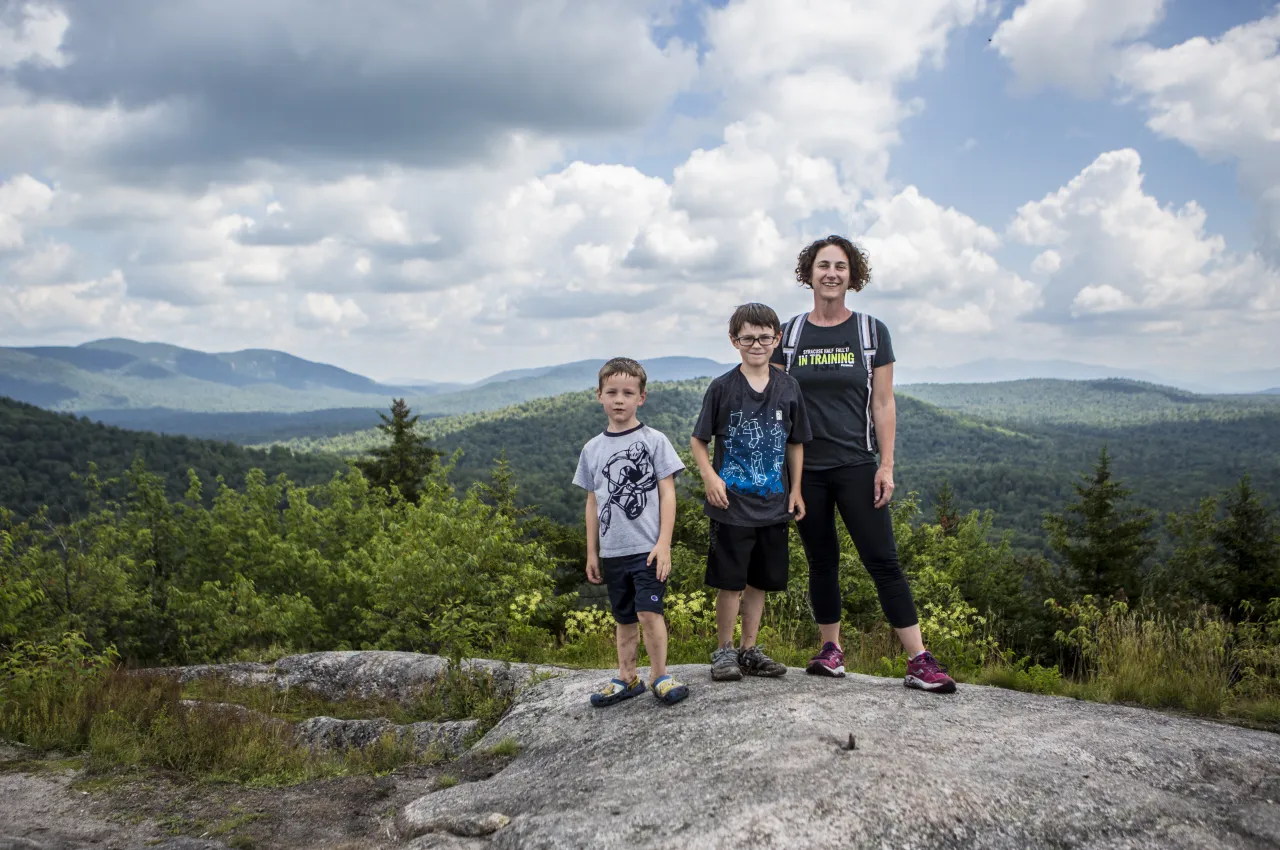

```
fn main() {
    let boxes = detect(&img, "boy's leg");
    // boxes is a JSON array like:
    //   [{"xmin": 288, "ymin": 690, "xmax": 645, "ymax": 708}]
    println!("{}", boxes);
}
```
[
  {"xmin": 616, "ymin": 622, "xmax": 640, "ymax": 683},
  {"xmin": 631, "ymin": 557, "xmax": 687, "ymax": 704},
  {"xmin": 588, "ymin": 555, "xmax": 649, "ymax": 708},
  {"xmin": 636, "ymin": 612, "xmax": 667, "ymax": 680},
  {"xmin": 630, "ymin": 554, "xmax": 671, "ymax": 680},
  {"xmin": 715, "ymin": 590, "xmax": 741, "ymax": 648},
  {"xmin": 739, "ymin": 586, "xmax": 767, "ymax": 648},
  {"xmin": 706, "ymin": 520, "xmax": 754, "ymax": 681},
  {"xmin": 737, "ymin": 523, "xmax": 789, "ymax": 677}
]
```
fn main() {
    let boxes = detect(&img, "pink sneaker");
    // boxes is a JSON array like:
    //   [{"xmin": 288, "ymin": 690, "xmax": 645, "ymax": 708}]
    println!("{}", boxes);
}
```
[
  {"xmin": 805, "ymin": 641, "xmax": 846, "ymax": 678},
  {"xmin": 905, "ymin": 650, "xmax": 956, "ymax": 694}
]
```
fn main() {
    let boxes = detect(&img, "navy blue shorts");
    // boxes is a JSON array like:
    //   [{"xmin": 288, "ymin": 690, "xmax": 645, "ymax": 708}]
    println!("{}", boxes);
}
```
[{"xmin": 601, "ymin": 552, "xmax": 666, "ymax": 624}]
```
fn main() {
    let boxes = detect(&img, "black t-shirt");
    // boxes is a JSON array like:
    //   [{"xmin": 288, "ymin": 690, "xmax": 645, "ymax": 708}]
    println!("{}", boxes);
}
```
[
  {"xmin": 771, "ymin": 313, "xmax": 895, "ymax": 471},
  {"xmin": 692, "ymin": 367, "xmax": 812, "ymax": 527}
]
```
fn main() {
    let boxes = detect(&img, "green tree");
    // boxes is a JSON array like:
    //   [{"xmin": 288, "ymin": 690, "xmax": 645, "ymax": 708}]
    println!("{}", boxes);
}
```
[
  {"xmin": 933, "ymin": 480, "xmax": 961, "ymax": 537},
  {"xmin": 1213, "ymin": 475, "xmax": 1280, "ymax": 615},
  {"xmin": 478, "ymin": 450, "xmax": 532, "ymax": 522},
  {"xmin": 355, "ymin": 399, "xmax": 440, "ymax": 504},
  {"xmin": 1043, "ymin": 447, "xmax": 1156, "ymax": 603}
]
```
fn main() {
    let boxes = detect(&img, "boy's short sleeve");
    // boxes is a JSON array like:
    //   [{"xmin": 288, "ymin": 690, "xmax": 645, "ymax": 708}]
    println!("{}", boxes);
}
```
[
  {"xmin": 572, "ymin": 445, "xmax": 594, "ymax": 491},
  {"xmin": 788, "ymin": 380, "xmax": 813, "ymax": 444},
  {"xmin": 691, "ymin": 381, "xmax": 720, "ymax": 442},
  {"xmin": 652, "ymin": 431, "xmax": 686, "ymax": 481}
]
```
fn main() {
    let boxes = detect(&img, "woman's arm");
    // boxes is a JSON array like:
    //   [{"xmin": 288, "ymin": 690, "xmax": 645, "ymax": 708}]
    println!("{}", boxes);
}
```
[{"xmin": 871, "ymin": 362, "xmax": 896, "ymax": 509}]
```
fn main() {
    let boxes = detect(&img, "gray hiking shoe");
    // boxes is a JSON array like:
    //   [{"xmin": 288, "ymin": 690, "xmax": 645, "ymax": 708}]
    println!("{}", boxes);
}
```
[
  {"xmin": 711, "ymin": 645, "xmax": 743, "ymax": 681},
  {"xmin": 738, "ymin": 645, "xmax": 787, "ymax": 677}
]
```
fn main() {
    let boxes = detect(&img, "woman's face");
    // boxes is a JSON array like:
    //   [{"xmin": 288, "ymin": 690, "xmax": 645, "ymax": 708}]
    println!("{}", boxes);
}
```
[{"xmin": 810, "ymin": 244, "xmax": 851, "ymax": 302}]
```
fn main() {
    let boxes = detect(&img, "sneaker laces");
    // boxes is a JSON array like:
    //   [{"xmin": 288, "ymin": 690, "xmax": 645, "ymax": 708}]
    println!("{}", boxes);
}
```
[{"xmin": 915, "ymin": 652, "xmax": 949, "ymax": 674}]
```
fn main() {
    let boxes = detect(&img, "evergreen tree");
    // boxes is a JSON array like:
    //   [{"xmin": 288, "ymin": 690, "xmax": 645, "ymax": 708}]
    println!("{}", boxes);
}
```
[
  {"xmin": 934, "ymin": 479, "xmax": 961, "ymax": 537},
  {"xmin": 1158, "ymin": 496, "xmax": 1223, "ymax": 607},
  {"xmin": 1213, "ymin": 475, "xmax": 1280, "ymax": 615},
  {"xmin": 1043, "ymin": 447, "xmax": 1155, "ymax": 603},
  {"xmin": 479, "ymin": 450, "xmax": 532, "ymax": 521},
  {"xmin": 354, "ymin": 399, "xmax": 439, "ymax": 504}
]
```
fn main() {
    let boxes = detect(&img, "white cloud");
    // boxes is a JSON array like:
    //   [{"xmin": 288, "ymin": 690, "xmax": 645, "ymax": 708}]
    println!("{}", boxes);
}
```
[
  {"xmin": 1009, "ymin": 149, "xmax": 1279, "ymax": 336},
  {"xmin": 20, "ymin": 0, "xmax": 1272, "ymax": 381},
  {"xmin": 295, "ymin": 293, "xmax": 367, "ymax": 331},
  {"xmin": 0, "ymin": 173, "xmax": 54, "ymax": 250},
  {"xmin": 0, "ymin": 2, "xmax": 68, "ymax": 69},
  {"xmin": 1031, "ymin": 249, "xmax": 1062, "ymax": 275},
  {"xmin": 991, "ymin": 0, "xmax": 1165, "ymax": 96},
  {"xmin": 861, "ymin": 186, "xmax": 1040, "ymax": 334},
  {"xmin": 1116, "ymin": 11, "xmax": 1280, "ymax": 260}
]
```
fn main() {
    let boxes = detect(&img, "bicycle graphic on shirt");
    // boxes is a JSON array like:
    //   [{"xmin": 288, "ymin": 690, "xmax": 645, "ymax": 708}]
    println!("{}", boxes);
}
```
[{"xmin": 599, "ymin": 441, "xmax": 657, "ymax": 537}]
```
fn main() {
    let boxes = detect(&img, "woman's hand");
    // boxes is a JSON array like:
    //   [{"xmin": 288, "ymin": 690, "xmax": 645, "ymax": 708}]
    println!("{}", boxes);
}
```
[{"xmin": 873, "ymin": 465, "xmax": 895, "ymax": 508}]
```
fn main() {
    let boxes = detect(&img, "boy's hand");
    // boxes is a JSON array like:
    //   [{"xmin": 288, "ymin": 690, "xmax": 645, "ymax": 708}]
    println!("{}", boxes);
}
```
[
  {"xmin": 586, "ymin": 555, "xmax": 602, "ymax": 584},
  {"xmin": 647, "ymin": 542, "xmax": 672, "ymax": 582},
  {"xmin": 704, "ymin": 473, "xmax": 730, "ymax": 510},
  {"xmin": 788, "ymin": 491, "xmax": 806, "ymax": 522}
]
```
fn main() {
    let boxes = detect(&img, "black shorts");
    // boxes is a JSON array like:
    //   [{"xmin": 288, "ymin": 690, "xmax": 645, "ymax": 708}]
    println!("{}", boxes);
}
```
[
  {"xmin": 601, "ymin": 552, "xmax": 666, "ymax": 625},
  {"xmin": 705, "ymin": 520, "xmax": 790, "ymax": 592}
]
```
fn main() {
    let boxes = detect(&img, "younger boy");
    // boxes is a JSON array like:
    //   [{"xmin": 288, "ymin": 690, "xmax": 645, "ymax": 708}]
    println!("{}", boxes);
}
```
[
  {"xmin": 574, "ymin": 357, "xmax": 690, "ymax": 706},
  {"xmin": 691, "ymin": 303, "xmax": 811, "ymax": 681}
]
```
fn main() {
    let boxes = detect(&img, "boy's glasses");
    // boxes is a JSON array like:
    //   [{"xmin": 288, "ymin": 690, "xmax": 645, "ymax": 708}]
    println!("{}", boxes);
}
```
[{"xmin": 733, "ymin": 334, "xmax": 777, "ymax": 348}]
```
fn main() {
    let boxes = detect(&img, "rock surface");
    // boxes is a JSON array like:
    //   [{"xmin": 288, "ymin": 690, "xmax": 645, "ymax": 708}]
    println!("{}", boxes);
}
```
[
  {"xmin": 296, "ymin": 716, "xmax": 479, "ymax": 758},
  {"xmin": 400, "ymin": 663, "xmax": 1280, "ymax": 850},
  {"xmin": 168, "ymin": 651, "xmax": 558, "ymax": 702}
]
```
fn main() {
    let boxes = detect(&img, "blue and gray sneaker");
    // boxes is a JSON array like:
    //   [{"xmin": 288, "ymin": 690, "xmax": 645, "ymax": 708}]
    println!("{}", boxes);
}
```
[{"xmin": 590, "ymin": 676, "xmax": 646, "ymax": 707}]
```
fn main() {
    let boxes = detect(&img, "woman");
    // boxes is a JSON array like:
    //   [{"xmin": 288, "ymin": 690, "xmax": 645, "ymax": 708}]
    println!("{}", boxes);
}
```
[{"xmin": 772, "ymin": 235, "xmax": 954, "ymax": 694}]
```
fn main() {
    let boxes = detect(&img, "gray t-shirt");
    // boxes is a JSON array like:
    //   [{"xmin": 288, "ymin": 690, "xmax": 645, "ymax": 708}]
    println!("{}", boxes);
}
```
[
  {"xmin": 772, "ymin": 313, "xmax": 894, "ymax": 471},
  {"xmin": 692, "ymin": 367, "xmax": 812, "ymax": 527},
  {"xmin": 573, "ymin": 424, "xmax": 685, "ymax": 558}
]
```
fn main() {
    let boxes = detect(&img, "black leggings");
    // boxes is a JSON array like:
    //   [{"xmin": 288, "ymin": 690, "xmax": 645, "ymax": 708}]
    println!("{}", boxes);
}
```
[{"xmin": 796, "ymin": 463, "xmax": 918, "ymax": 629}]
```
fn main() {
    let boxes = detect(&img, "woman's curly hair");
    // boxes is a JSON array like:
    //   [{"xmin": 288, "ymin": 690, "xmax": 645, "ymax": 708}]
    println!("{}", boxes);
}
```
[{"xmin": 794, "ymin": 235, "xmax": 871, "ymax": 292}]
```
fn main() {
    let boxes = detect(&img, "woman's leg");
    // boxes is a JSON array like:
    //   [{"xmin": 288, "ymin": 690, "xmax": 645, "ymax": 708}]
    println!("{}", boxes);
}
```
[
  {"xmin": 830, "ymin": 463, "xmax": 920, "ymax": 652},
  {"xmin": 795, "ymin": 467, "xmax": 842, "ymax": 644}
]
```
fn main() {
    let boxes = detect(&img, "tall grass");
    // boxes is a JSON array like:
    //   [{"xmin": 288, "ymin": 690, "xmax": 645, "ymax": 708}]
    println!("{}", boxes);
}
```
[
  {"xmin": 1049, "ymin": 596, "xmax": 1280, "ymax": 721},
  {"xmin": 0, "ymin": 634, "xmax": 492, "ymax": 784}
]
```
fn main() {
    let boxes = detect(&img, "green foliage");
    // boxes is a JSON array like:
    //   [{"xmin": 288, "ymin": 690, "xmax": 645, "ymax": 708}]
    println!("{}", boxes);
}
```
[
  {"xmin": 354, "ymin": 398, "xmax": 440, "ymax": 504},
  {"xmin": 267, "ymin": 379, "xmax": 1280, "ymax": 555},
  {"xmin": 1044, "ymin": 448, "xmax": 1156, "ymax": 603},
  {"xmin": 901, "ymin": 378, "xmax": 1280, "ymax": 426},
  {"xmin": 1156, "ymin": 477, "xmax": 1280, "ymax": 617},
  {"xmin": 1049, "ymin": 597, "xmax": 1240, "ymax": 716},
  {"xmin": 2, "ymin": 459, "xmax": 556, "ymax": 665},
  {"xmin": 0, "ymin": 634, "xmax": 490, "ymax": 785},
  {"xmin": 0, "ymin": 395, "xmax": 344, "ymax": 522}
]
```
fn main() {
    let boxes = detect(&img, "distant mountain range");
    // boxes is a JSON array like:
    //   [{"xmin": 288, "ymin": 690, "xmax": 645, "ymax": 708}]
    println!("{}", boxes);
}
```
[
  {"xmin": 0, "ymin": 339, "xmax": 733, "ymax": 424},
  {"xmin": 894, "ymin": 358, "xmax": 1167, "ymax": 385},
  {"xmin": 4, "ymin": 337, "xmax": 1278, "ymax": 424}
]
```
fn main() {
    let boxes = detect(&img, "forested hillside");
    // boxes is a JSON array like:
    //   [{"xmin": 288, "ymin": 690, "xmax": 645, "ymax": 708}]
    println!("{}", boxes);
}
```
[
  {"xmin": 272, "ymin": 378, "xmax": 1280, "ymax": 550},
  {"xmin": 899, "ymin": 378, "xmax": 1280, "ymax": 425},
  {"xmin": 0, "ymin": 396, "xmax": 345, "ymax": 521}
]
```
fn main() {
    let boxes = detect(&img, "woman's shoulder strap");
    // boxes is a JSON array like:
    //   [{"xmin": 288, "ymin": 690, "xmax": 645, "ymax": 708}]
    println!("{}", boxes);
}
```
[{"xmin": 782, "ymin": 312, "xmax": 809, "ymax": 373}]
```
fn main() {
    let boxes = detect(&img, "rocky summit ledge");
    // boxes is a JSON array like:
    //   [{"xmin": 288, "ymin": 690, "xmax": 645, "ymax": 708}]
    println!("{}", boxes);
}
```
[
  {"xmin": 402, "ymin": 662, "xmax": 1280, "ymax": 850},
  {"xmin": 4, "ymin": 652, "xmax": 1280, "ymax": 849},
  {"xmin": 163, "ymin": 650, "xmax": 562, "ymax": 701}
]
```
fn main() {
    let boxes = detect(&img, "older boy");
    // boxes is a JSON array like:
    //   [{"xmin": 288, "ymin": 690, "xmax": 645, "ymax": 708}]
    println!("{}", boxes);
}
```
[
  {"xmin": 691, "ymin": 303, "xmax": 812, "ymax": 681},
  {"xmin": 574, "ymin": 357, "xmax": 690, "ymax": 706}
]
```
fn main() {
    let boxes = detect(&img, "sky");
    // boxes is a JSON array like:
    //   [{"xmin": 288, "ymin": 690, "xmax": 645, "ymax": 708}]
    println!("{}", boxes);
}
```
[{"xmin": 1, "ymin": 0, "xmax": 1278, "ymax": 384}]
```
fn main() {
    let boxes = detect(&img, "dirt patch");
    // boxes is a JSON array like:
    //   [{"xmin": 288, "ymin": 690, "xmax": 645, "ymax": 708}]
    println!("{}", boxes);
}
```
[{"xmin": 0, "ymin": 751, "xmax": 517, "ymax": 850}]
